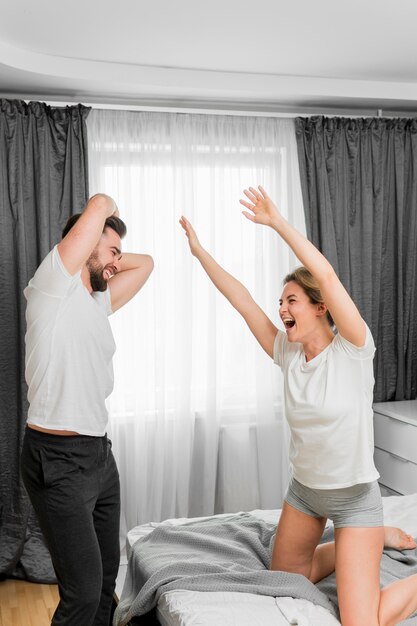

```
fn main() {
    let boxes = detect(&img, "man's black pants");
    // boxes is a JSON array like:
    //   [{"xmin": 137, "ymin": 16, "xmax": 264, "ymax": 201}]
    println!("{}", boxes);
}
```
[{"xmin": 21, "ymin": 427, "xmax": 120, "ymax": 626}]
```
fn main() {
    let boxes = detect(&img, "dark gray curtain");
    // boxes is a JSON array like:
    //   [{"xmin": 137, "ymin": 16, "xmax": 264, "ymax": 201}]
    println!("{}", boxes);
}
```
[
  {"xmin": 295, "ymin": 116, "xmax": 417, "ymax": 402},
  {"xmin": 0, "ymin": 99, "xmax": 90, "ymax": 581}
]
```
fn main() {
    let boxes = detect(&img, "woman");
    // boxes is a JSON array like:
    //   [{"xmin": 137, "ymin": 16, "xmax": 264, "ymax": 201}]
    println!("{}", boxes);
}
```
[{"xmin": 180, "ymin": 185, "xmax": 417, "ymax": 626}]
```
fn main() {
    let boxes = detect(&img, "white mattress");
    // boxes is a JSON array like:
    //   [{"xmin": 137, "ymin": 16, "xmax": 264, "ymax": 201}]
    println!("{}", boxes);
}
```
[{"xmin": 126, "ymin": 493, "xmax": 417, "ymax": 626}]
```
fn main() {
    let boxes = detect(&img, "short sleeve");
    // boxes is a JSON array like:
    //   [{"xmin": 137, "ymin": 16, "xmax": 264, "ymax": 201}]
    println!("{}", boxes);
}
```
[
  {"xmin": 24, "ymin": 246, "xmax": 80, "ymax": 299},
  {"xmin": 273, "ymin": 330, "xmax": 287, "ymax": 368},
  {"xmin": 333, "ymin": 323, "xmax": 375, "ymax": 360}
]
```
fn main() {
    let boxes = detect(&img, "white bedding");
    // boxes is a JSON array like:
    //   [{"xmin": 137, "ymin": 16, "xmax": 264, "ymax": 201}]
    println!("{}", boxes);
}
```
[{"xmin": 126, "ymin": 493, "xmax": 417, "ymax": 626}]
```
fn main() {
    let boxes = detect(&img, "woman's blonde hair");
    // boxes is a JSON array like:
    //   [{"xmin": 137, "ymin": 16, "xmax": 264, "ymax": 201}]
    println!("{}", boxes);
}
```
[{"xmin": 283, "ymin": 266, "xmax": 335, "ymax": 328}]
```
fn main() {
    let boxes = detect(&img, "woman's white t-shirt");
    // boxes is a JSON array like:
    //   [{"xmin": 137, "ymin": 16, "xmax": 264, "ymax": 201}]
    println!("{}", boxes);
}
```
[{"xmin": 273, "ymin": 325, "xmax": 380, "ymax": 489}]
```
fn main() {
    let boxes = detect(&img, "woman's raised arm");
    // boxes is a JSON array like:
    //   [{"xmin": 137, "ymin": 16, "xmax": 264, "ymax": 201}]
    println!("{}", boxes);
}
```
[
  {"xmin": 179, "ymin": 216, "xmax": 278, "ymax": 358},
  {"xmin": 240, "ymin": 186, "xmax": 366, "ymax": 347}
]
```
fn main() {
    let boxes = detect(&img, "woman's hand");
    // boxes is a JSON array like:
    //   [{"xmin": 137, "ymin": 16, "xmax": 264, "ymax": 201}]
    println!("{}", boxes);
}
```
[
  {"xmin": 179, "ymin": 216, "xmax": 203, "ymax": 256},
  {"xmin": 239, "ymin": 185, "xmax": 281, "ymax": 226}
]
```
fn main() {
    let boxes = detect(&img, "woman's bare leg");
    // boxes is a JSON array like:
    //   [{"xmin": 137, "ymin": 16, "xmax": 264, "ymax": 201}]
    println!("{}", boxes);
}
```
[
  {"xmin": 335, "ymin": 526, "xmax": 383, "ymax": 626},
  {"xmin": 335, "ymin": 527, "xmax": 417, "ymax": 626},
  {"xmin": 379, "ymin": 573, "xmax": 417, "ymax": 626},
  {"xmin": 272, "ymin": 501, "xmax": 416, "ymax": 585},
  {"xmin": 270, "ymin": 501, "xmax": 328, "ymax": 579},
  {"xmin": 309, "ymin": 526, "xmax": 416, "ymax": 584}
]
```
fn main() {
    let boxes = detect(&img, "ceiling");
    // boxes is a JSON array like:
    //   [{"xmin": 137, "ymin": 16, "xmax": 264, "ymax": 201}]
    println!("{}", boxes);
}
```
[{"xmin": 1, "ymin": 0, "xmax": 417, "ymax": 114}]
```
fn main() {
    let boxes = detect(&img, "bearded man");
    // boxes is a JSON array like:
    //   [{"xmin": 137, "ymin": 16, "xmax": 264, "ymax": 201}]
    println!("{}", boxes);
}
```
[{"xmin": 21, "ymin": 194, "xmax": 153, "ymax": 625}]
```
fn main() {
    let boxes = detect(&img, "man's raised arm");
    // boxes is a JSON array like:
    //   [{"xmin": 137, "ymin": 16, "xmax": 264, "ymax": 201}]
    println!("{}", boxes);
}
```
[
  {"xmin": 108, "ymin": 253, "xmax": 154, "ymax": 312},
  {"xmin": 58, "ymin": 194, "xmax": 119, "ymax": 275}
]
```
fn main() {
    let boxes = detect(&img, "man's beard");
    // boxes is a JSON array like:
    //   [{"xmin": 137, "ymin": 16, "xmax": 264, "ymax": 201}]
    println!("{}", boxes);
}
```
[{"xmin": 86, "ymin": 251, "xmax": 107, "ymax": 292}]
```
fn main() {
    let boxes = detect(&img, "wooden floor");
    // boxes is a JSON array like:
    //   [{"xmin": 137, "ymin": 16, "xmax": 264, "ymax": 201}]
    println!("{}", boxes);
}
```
[{"xmin": 0, "ymin": 579, "xmax": 59, "ymax": 626}]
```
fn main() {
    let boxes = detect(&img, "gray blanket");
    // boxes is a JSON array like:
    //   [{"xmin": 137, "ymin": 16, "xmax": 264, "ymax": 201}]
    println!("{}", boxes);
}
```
[{"xmin": 113, "ymin": 513, "xmax": 417, "ymax": 626}]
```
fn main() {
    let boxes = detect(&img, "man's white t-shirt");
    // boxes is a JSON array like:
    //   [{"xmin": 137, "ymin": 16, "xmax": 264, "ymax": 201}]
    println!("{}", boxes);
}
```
[
  {"xmin": 273, "ymin": 325, "xmax": 380, "ymax": 489},
  {"xmin": 24, "ymin": 245, "xmax": 115, "ymax": 436}
]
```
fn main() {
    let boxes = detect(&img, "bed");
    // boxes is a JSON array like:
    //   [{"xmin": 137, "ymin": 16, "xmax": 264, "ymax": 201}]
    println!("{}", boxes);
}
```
[{"xmin": 114, "ymin": 493, "xmax": 417, "ymax": 626}]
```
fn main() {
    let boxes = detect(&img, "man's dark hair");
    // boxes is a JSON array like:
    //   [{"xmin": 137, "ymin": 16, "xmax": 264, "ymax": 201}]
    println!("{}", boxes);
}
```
[{"xmin": 61, "ymin": 213, "xmax": 127, "ymax": 239}]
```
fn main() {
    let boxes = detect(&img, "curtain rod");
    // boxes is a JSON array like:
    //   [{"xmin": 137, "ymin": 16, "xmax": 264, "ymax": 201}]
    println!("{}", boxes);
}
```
[{"xmin": 39, "ymin": 99, "xmax": 402, "ymax": 119}]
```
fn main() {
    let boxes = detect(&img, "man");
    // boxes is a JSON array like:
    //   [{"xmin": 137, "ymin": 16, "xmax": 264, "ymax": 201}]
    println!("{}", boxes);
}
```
[{"xmin": 20, "ymin": 194, "xmax": 154, "ymax": 625}]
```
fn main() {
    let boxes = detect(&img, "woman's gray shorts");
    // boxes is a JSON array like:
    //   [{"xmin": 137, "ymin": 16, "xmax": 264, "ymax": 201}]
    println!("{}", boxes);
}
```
[{"xmin": 285, "ymin": 477, "xmax": 383, "ymax": 528}]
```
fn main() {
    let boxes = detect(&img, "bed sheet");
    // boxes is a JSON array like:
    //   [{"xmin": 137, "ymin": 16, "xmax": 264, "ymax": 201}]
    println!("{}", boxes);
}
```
[
  {"xmin": 157, "ymin": 591, "xmax": 340, "ymax": 626},
  {"xmin": 126, "ymin": 493, "xmax": 417, "ymax": 626},
  {"xmin": 158, "ymin": 591, "xmax": 293, "ymax": 626}
]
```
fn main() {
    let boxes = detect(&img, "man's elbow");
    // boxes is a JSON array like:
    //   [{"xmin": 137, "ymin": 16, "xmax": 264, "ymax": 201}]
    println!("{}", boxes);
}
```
[
  {"xmin": 145, "ymin": 255, "xmax": 154, "ymax": 272},
  {"xmin": 85, "ymin": 193, "xmax": 117, "ymax": 216},
  {"xmin": 140, "ymin": 254, "xmax": 154, "ymax": 279}
]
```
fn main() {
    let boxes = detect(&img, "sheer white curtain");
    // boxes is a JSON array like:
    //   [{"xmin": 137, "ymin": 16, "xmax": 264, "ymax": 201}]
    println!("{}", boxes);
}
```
[{"xmin": 87, "ymin": 110, "xmax": 306, "ymax": 541}]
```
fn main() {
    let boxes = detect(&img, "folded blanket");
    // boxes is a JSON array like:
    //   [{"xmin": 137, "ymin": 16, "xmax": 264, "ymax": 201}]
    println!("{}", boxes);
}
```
[{"xmin": 113, "ymin": 513, "xmax": 417, "ymax": 626}]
